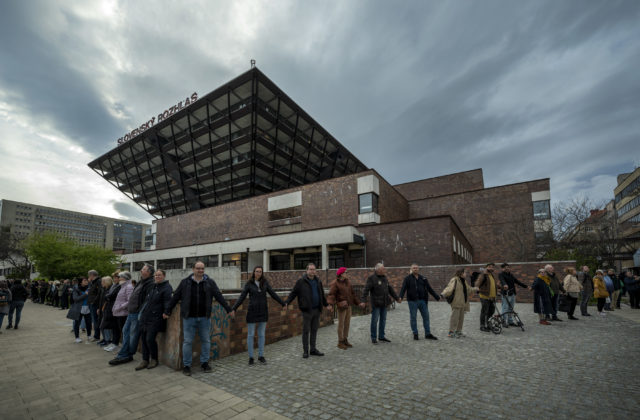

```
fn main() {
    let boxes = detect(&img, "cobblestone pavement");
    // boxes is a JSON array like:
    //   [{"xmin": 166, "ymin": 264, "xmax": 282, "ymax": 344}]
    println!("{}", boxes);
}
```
[
  {"xmin": 0, "ymin": 302, "xmax": 287, "ymax": 420},
  {"xmin": 196, "ymin": 301, "xmax": 640, "ymax": 420}
]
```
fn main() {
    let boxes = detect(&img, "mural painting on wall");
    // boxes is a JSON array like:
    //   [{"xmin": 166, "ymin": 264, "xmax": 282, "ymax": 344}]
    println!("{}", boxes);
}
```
[{"xmin": 209, "ymin": 302, "xmax": 231, "ymax": 360}]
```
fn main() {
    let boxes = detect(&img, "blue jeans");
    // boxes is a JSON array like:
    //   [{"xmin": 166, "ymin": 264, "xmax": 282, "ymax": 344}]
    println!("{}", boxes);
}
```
[
  {"xmin": 502, "ymin": 294, "xmax": 516, "ymax": 323},
  {"xmin": 408, "ymin": 300, "xmax": 430, "ymax": 335},
  {"xmin": 247, "ymin": 322, "xmax": 267, "ymax": 358},
  {"xmin": 370, "ymin": 306, "xmax": 387, "ymax": 340},
  {"xmin": 8, "ymin": 300, "xmax": 25, "ymax": 327},
  {"xmin": 183, "ymin": 317, "xmax": 211, "ymax": 367},
  {"xmin": 116, "ymin": 313, "xmax": 140, "ymax": 359}
]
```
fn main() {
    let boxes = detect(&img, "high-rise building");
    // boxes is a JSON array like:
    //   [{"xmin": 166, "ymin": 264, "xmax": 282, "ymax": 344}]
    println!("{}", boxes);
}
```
[
  {"xmin": 614, "ymin": 167, "xmax": 640, "ymax": 268},
  {"xmin": 0, "ymin": 199, "xmax": 150, "ymax": 253}
]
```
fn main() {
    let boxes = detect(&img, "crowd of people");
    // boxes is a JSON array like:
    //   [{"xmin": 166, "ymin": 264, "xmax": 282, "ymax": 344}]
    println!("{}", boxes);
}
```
[{"xmin": 1, "ymin": 261, "xmax": 639, "ymax": 373}]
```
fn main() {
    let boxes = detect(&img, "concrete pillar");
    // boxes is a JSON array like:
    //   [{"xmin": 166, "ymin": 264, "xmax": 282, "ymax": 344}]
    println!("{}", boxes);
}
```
[
  {"xmin": 321, "ymin": 244, "xmax": 328, "ymax": 270},
  {"xmin": 153, "ymin": 260, "xmax": 157, "ymax": 270},
  {"xmin": 263, "ymin": 250, "xmax": 270, "ymax": 272},
  {"xmin": 129, "ymin": 262, "xmax": 134, "ymax": 272},
  {"xmin": 218, "ymin": 253, "xmax": 223, "ymax": 267},
  {"xmin": 182, "ymin": 257, "xmax": 187, "ymax": 270}
]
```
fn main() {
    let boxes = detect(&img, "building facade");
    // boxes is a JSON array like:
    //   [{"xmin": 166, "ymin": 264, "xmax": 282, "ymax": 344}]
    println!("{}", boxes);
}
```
[
  {"xmin": 88, "ymin": 68, "xmax": 551, "ymax": 274},
  {"xmin": 0, "ymin": 199, "xmax": 150, "ymax": 254},
  {"xmin": 614, "ymin": 167, "xmax": 640, "ymax": 268}
]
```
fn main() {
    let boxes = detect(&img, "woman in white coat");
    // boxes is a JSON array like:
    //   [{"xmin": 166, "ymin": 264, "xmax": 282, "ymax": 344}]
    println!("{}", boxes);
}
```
[{"xmin": 441, "ymin": 268, "xmax": 478, "ymax": 338}]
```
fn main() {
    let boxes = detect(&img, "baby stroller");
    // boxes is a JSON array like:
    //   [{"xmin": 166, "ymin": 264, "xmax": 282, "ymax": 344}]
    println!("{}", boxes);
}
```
[{"xmin": 487, "ymin": 295, "xmax": 525, "ymax": 334}]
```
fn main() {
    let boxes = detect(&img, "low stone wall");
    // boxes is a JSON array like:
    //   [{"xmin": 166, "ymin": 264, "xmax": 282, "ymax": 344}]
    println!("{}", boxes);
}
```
[
  {"xmin": 156, "ymin": 291, "xmax": 334, "ymax": 370},
  {"xmin": 242, "ymin": 261, "xmax": 577, "ymax": 304}
]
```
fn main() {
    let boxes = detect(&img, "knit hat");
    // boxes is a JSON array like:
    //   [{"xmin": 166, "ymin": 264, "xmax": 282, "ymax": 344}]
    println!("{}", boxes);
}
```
[{"xmin": 336, "ymin": 267, "xmax": 347, "ymax": 277}]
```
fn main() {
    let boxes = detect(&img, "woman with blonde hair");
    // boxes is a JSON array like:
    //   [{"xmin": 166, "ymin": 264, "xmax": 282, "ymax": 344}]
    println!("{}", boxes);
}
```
[
  {"xmin": 441, "ymin": 268, "xmax": 478, "ymax": 338},
  {"xmin": 562, "ymin": 267, "xmax": 582, "ymax": 320},
  {"xmin": 593, "ymin": 270, "xmax": 609, "ymax": 317}
]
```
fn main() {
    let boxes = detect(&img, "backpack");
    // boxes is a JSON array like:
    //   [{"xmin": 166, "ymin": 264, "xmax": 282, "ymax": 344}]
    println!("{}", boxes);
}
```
[{"xmin": 0, "ymin": 289, "xmax": 10, "ymax": 306}]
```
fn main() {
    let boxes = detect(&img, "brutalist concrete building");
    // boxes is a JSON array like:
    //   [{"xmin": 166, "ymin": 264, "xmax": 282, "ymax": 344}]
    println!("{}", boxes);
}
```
[{"xmin": 89, "ymin": 68, "xmax": 551, "ymax": 272}]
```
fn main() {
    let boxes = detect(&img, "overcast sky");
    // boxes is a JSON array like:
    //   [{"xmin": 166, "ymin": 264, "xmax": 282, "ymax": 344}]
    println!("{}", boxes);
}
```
[{"xmin": 1, "ymin": 0, "xmax": 639, "ymax": 224}]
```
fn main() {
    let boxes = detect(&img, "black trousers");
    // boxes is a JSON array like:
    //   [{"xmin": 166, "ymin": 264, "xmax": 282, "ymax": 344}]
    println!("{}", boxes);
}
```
[
  {"xmin": 114, "ymin": 316, "xmax": 127, "ymax": 345},
  {"xmin": 597, "ymin": 298, "xmax": 606, "ymax": 312},
  {"xmin": 73, "ymin": 313, "xmax": 92, "ymax": 338},
  {"xmin": 567, "ymin": 296, "xmax": 578, "ymax": 316},
  {"xmin": 630, "ymin": 290, "xmax": 639, "ymax": 308},
  {"xmin": 141, "ymin": 327, "xmax": 160, "ymax": 361},
  {"xmin": 302, "ymin": 308, "xmax": 320, "ymax": 353},
  {"xmin": 550, "ymin": 294, "xmax": 559, "ymax": 316},
  {"xmin": 480, "ymin": 299, "xmax": 495, "ymax": 327}
]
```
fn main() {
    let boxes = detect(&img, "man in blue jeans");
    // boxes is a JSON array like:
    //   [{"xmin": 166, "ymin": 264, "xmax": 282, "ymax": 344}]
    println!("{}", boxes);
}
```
[
  {"xmin": 164, "ymin": 261, "xmax": 235, "ymax": 376},
  {"xmin": 109, "ymin": 265, "xmax": 155, "ymax": 366},
  {"xmin": 399, "ymin": 264, "xmax": 440, "ymax": 340},
  {"xmin": 362, "ymin": 263, "xmax": 401, "ymax": 344}
]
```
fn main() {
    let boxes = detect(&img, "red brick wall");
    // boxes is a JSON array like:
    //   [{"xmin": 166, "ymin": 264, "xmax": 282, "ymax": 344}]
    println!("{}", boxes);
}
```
[
  {"xmin": 155, "ymin": 169, "xmax": 411, "ymax": 249},
  {"xmin": 393, "ymin": 169, "xmax": 484, "ymax": 200},
  {"xmin": 244, "ymin": 260, "xmax": 576, "ymax": 304},
  {"xmin": 408, "ymin": 179, "xmax": 550, "ymax": 262}
]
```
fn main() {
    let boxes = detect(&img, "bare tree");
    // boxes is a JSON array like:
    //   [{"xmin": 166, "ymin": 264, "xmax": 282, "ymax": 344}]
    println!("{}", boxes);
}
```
[{"xmin": 0, "ymin": 226, "xmax": 32, "ymax": 279}]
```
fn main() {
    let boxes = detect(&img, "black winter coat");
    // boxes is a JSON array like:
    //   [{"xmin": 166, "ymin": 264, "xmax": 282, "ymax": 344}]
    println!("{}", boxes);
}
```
[
  {"xmin": 10, "ymin": 283, "xmax": 28, "ymax": 301},
  {"xmin": 285, "ymin": 274, "xmax": 327, "ymax": 312},
  {"xmin": 100, "ymin": 283, "xmax": 121, "ymax": 329},
  {"xmin": 139, "ymin": 280, "xmax": 173, "ymax": 332},
  {"xmin": 362, "ymin": 274, "xmax": 399, "ymax": 308},
  {"xmin": 399, "ymin": 274, "xmax": 440, "ymax": 302},
  {"xmin": 232, "ymin": 279, "xmax": 285, "ymax": 323},
  {"xmin": 166, "ymin": 274, "xmax": 232, "ymax": 319},
  {"xmin": 532, "ymin": 276, "xmax": 552, "ymax": 315},
  {"xmin": 66, "ymin": 287, "xmax": 89, "ymax": 321}
]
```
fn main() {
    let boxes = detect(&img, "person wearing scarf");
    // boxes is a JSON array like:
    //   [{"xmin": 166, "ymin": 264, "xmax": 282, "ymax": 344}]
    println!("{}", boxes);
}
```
[
  {"xmin": 441, "ymin": 268, "xmax": 478, "ymax": 338},
  {"xmin": 532, "ymin": 269, "xmax": 553, "ymax": 325}
]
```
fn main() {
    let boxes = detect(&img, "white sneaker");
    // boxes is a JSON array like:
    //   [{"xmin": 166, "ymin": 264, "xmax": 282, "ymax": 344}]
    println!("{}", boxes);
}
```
[
  {"xmin": 74, "ymin": 338, "xmax": 82, "ymax": 343},
  {"xmin": 103, "ymin": 344, "xmax": 115, "ymax": 351}
]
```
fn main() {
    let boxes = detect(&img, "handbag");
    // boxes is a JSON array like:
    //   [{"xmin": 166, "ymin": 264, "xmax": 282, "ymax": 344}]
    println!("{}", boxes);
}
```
[{"xmin": 558, "ymin": 294, "xmax": 571, "ymax": 312}]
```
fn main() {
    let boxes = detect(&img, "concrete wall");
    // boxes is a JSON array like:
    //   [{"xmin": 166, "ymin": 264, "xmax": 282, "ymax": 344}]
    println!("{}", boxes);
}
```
[{"xmin": 156, "ymin": 292, "xmax": 334, "ymax": 369}]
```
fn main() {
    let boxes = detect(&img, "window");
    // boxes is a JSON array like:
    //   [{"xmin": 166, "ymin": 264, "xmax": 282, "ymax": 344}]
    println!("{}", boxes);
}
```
[
  {"xmin": 268, "ymin": 206, "xmax": 301, "ymax": 221},
  {"xmin": 329, "ymin": 251, "xmax": 345, "ymax": 269},
  {"xmin": 294, "ymin": 252, "xmax": 321, "ymax": 270},
  {"xmin": 222, "ymin": 253, "xmax": 247, "ymax": 272},
  {"xmin": 270, "ymin": 253, "xmax": 291, "ymax": 271},
  {"xmin": 358, "ymin": 193, "xmax": 379, "ymax": 214},
  {"xmin": 186, "ymin": 255, "xmax": 218, "ymax": 268},
  {"xmin": 533, "ymin": 200, "xmax": 550, "ymax": 220},
  {"xmin": 157, "ymin": 258, "xmax": 183, "ymax": 270}
]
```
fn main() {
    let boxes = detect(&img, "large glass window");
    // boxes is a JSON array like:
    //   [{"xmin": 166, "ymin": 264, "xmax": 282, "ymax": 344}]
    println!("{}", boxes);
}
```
[
  {"xmin": 533, "ymin": 200, "xmax": 551, "ymax": 220},
  {"xmin": 222, "ymin": 253, "xmax": 247, "ymax": 272},
  {"xmin": 359, "ymin": 193, "xmax": 379, "ymax": 214},
  {"xmin": 294, "ymin": 252, "xmax": 321, "ymax": 270},
  {"xmin": 186, "ymin": 255, "xmax": 219, "ymax": 268},
  {"xmin": 270, "ymin": 252, "xmax": 291, "ymax": 271},
  {"xmin": 157, "ymin": 258, "xmax": 183, "ymax": 270},
  {"xmin": 329, "ymin": 251, "xmax": 345, "ymax": 269}
]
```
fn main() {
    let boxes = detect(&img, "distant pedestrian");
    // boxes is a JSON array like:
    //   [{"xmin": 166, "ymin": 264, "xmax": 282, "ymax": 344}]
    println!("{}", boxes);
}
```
[
  {"xmin": 622, "ymin": 270, "xmax": 640, "ymax": 309},
  {"xmin": 532, "ymin": 268, "xmax": 553, "ymax": 325},
  {"xmin": 0, "ymin": 280, "xmax": 12, "ymax": 332},
  {"xmin": 60, "ymin": 279, "xmax": 71, "ymax": 310},
  {"xmin": 441, "ymin": 268, "xmax": 478, "ymax": 338},
  {"xmin": 87, "ymin": 270, "xmax": 102, "ymax": 342},
  {"xmin": 97, "ymin": 276, "xmax": 113, "ymax": 347},
  {"xmin": 577, "ymin": 266, "xmax": 593, "ymax": 316},
  {"xmin": 30, "ymin": 281, "xmax": 39, "ymax": 303},
  {"xmin": 476, "ymin": 263, "xmax": 500, "ymax": 332},
  {"xmin": 232, "ymin": 266, "xmax": 285, "ymax": 364},
  {"xmin": 399, "ymin": 263, "xmax": 440, "ymax": 340},
  {"xmin": 593, "ymin": 270, "xmax": 609, "ymax": 317},
  {"xmin": 7, "ymin": 279, "xmax": 28, "ymax": 330},
  {"xmin": 606, "ymin": 269, "xmax": 619, "ymax": 311},
  {"xmin": 562, "ymin": 267, "xmax": 582, "ymax": 320},
  {"xmin": 164, "ymin": 261, "xmax": 235, "ymax": 376},
  {"xmin": 361, "ymin": 263, "xmax": 401, "ymax": 344},
  {"xmin": 67, "ymin": 277, "xmax": 92, "ymax": 343},
  {"xmin": 498, "ymin": 263, "xmax": 530, "ymax": 327},
  {"xmin": 285, "ymin": 263, "xmax": 331, "ymax": 358},
  {"xmin": 136, "ymin": 269, "xmax": 173, "ymax": 371},
  {"xmin": 327, "ymin": 267, "xmax": 364, "ymax": 350},
  {"xmin": 545, "ymin": 264, "xmax": 564, "ymax": 321}
]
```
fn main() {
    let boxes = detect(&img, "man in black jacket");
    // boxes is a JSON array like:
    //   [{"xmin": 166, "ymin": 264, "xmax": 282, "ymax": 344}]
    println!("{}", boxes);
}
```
[
  {"xmin": 7, "ymin": 279, "xmax": 28, "ymax": 330},
  {"xmin": 87, "ymin": 270, "xmax": 101, "ymax": 342},
  {"xmin": 545, "ymin": 264, "xmax": 564, "ymax": 321},
  {"xmin": 362, "ymin": 263, "xmax": 401, "ymax": 344},
  {"xmin": 498, "ymin": 263, "xmax": 530, "ymax": 327},
  {"xmin": 399, "ymin": 264, "xmax": 440, "ymax": 340},
  {"xmin": 284, "ymin": 263, "xmax": 331, "ymax": 358},
  {"xmin": 164, "ymin": 261, "xmax": 235, "ymax": 376}
]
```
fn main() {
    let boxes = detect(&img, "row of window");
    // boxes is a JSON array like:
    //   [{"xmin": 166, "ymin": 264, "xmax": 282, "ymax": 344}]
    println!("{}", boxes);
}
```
[
  {"xmin": 615, "ymin": 174, "xmax": 639, "ymax": 203},
  {"xmin": 16, "ymin": 204, "xmax": 33, "ymax": 211},
  {"xmin": 617, "ymin": 195, "xmax": 640, "ymax": 218}
]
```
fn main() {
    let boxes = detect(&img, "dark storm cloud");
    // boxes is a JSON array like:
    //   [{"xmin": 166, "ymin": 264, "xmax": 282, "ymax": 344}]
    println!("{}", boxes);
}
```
[{"xmin": 0, "ymin": 1, "xmax": 123, "ymax": 150}]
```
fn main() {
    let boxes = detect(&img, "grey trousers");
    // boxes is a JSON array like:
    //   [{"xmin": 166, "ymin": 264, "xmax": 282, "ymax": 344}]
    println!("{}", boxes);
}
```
[
  {"xmin": 302, "ymin": 308, "xmax": 320, "ymax": 353},
  {"xmin": 580, "ymin": 289, "xmax": 592, "ymax": 315}
]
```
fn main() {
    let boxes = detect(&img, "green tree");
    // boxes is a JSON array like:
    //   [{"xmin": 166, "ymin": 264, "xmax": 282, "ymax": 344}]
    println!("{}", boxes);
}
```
[{"xmin": 24, "ymin": 232, "xmax": 120, "ymax": 279}]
